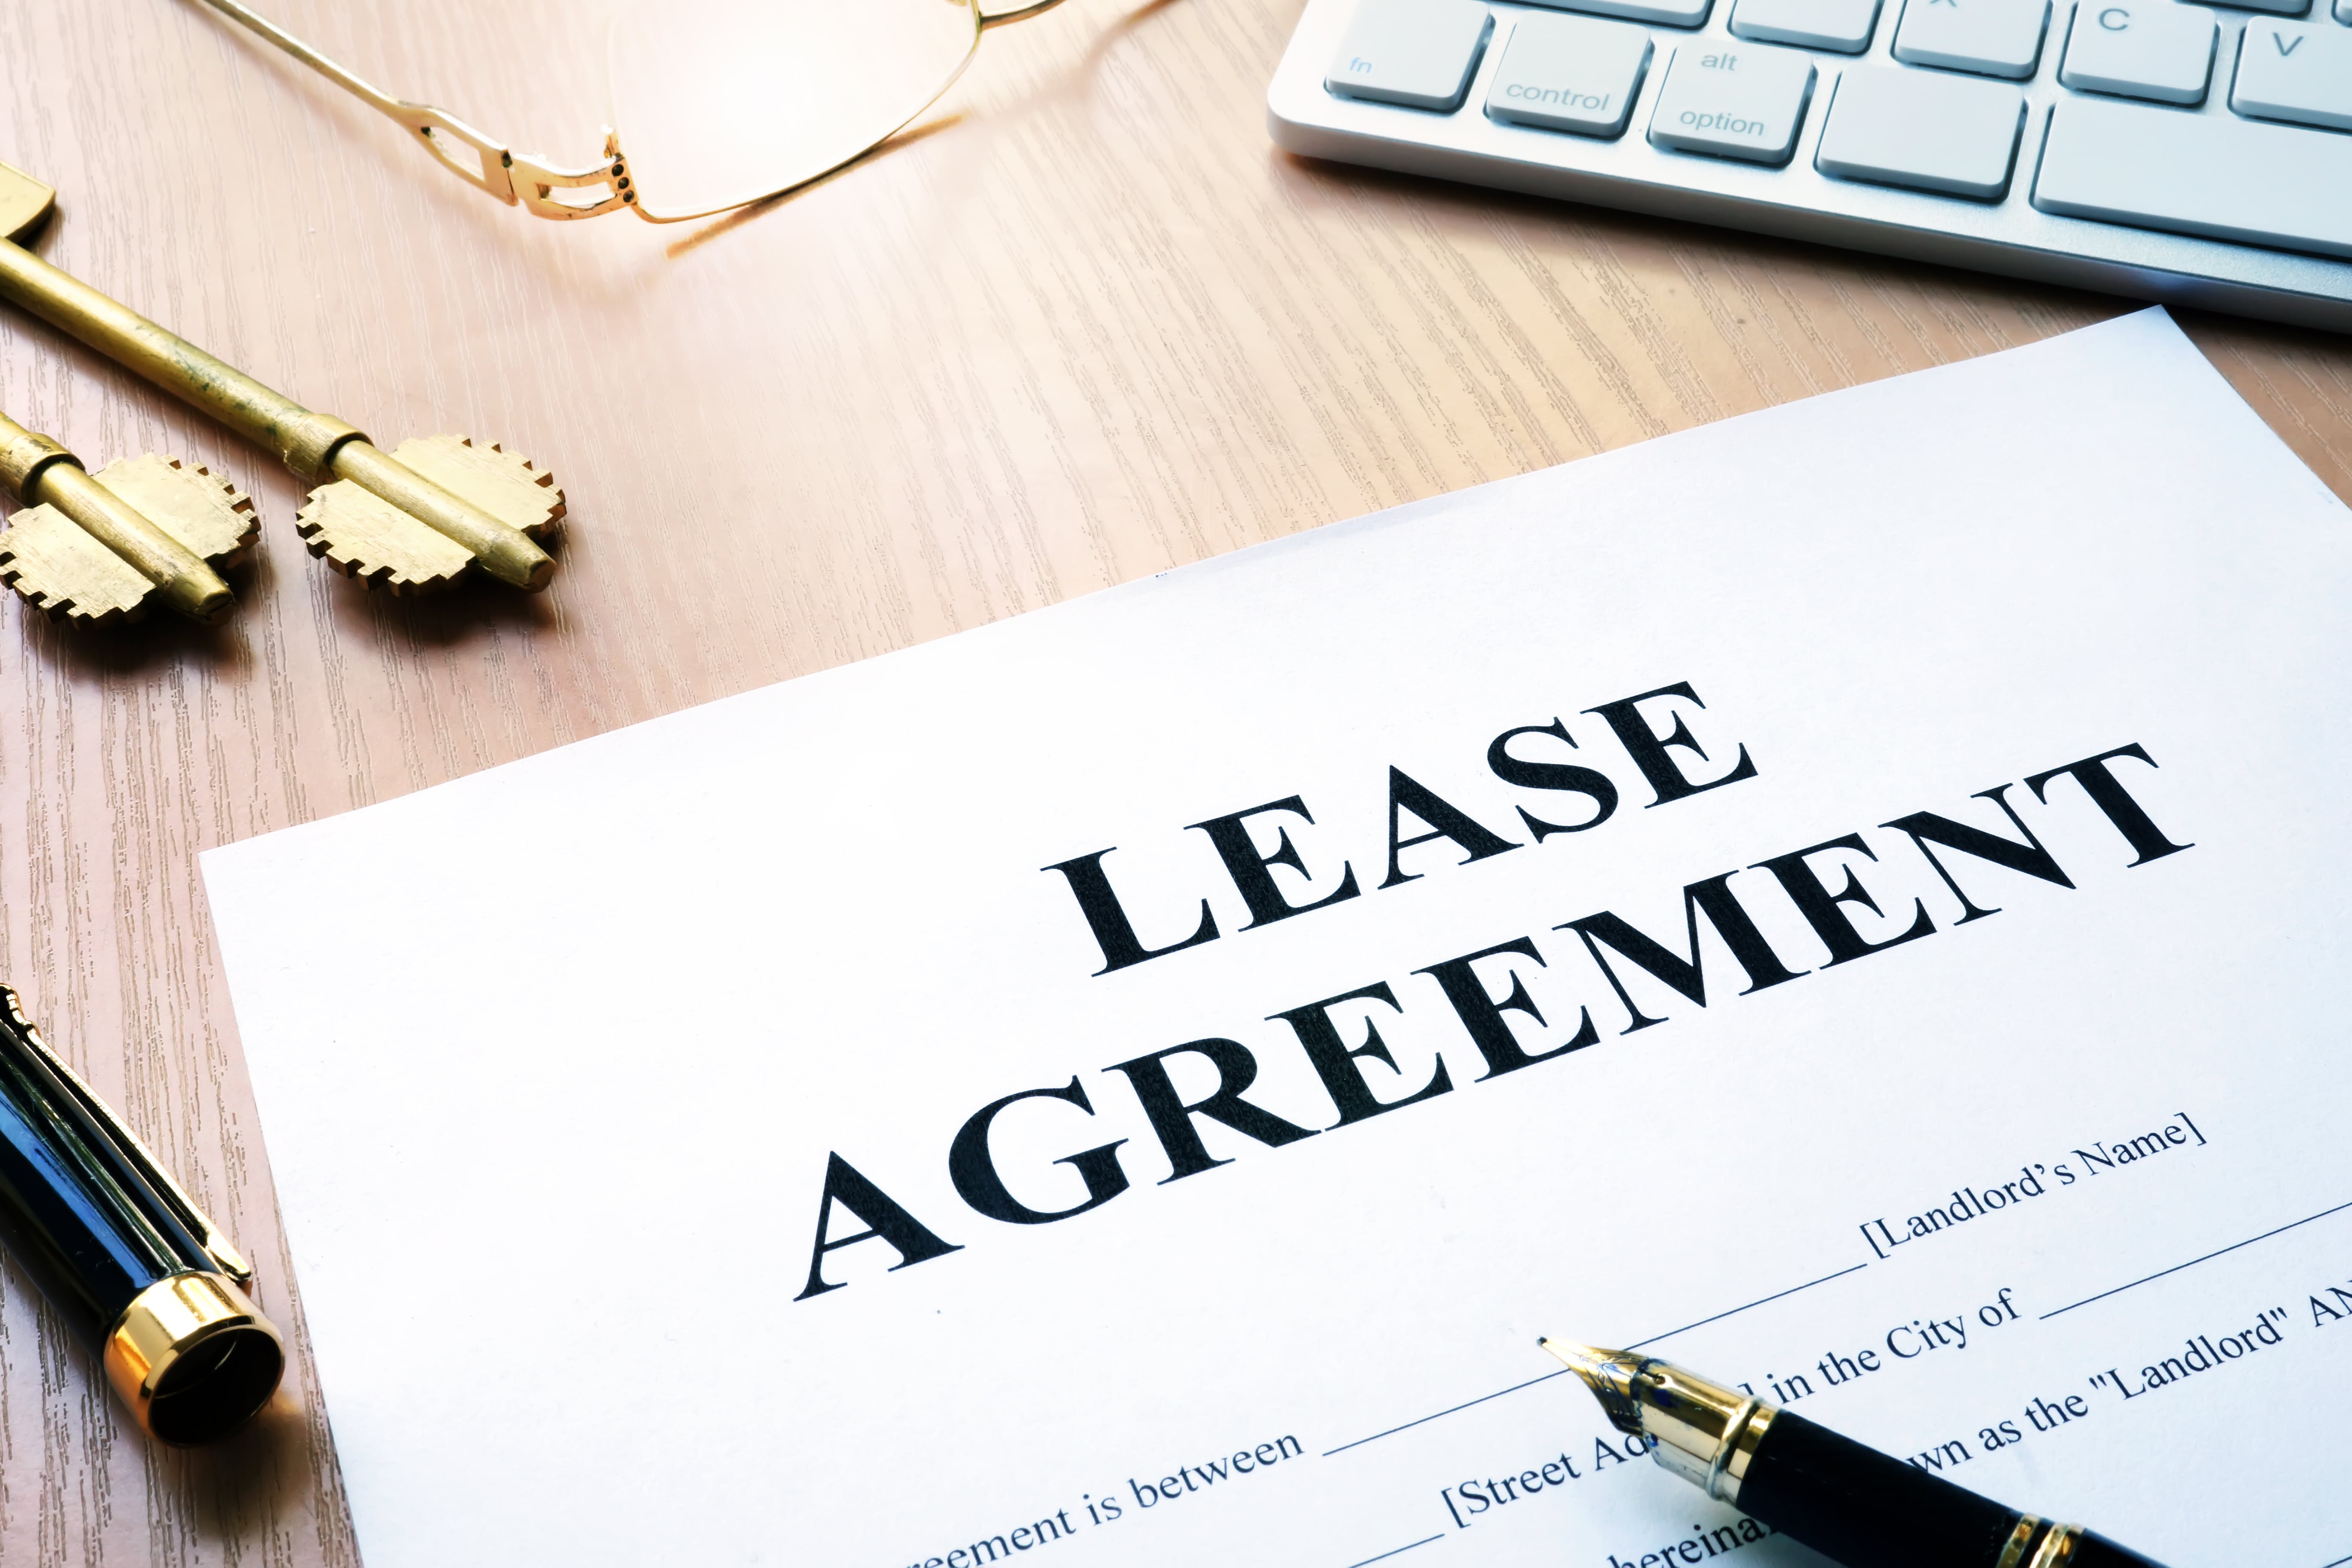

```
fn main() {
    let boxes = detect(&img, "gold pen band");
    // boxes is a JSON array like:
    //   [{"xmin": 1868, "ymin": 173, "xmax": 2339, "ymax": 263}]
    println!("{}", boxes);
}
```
[
  {"xmin": 2027, "ymin": 1524, "xmax": 2084, "ymax": 1568},
  {"xmin": 1998, "ymin": 1517, "xmax": 2045, "ymax": 1568},
  {"xmin": 102, "ymin": 1271, "xmax": 285, "ymax": 1446},
  {"xmin": 1993, "ymin": 1512, "xmax": 2089, "ymax": 1568}
]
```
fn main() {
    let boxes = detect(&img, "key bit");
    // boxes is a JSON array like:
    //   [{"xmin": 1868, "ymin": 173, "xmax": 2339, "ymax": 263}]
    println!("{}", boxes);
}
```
[
  {"xmin": 0, "ymin": 159, "xmax": 561, "ymax": 596},
  {"xmin": 0, "ymin": 415, "xmax": 252, "ymax": 626}
]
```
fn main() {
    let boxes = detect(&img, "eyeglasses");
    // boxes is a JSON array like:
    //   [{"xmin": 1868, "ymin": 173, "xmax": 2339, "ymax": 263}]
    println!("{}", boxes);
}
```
[{"xmin": 197, "ymin": 0, "xmax": 1071, "ymax": 224}]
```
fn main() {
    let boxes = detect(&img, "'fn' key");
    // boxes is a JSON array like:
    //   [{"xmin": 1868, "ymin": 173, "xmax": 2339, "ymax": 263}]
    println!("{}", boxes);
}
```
[{"xmin": 1327, "ymin": 0, "xmax": 1495, "ymax": 111}]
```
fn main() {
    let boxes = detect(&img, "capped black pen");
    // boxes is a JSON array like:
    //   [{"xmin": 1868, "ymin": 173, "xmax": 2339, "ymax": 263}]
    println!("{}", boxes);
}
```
[
  {"xmin": 0, "ymin": 985, "xmax": 284, "ymax": 1444},
  {"xmin": 1540, "ymin": 1339, "xmax": 2165, "ymax": 1568}
]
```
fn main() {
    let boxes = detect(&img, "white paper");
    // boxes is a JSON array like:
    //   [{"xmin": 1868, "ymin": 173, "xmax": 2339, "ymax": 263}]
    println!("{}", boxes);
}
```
[{"xmin": 204, "ymin": 310, "xmax": 2352, "ymax": 1568}]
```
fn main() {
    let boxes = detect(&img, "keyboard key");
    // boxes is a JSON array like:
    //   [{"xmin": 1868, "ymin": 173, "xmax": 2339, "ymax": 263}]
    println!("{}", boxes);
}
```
[
  {"xmin": 2231, "ymin": 19, "xmax": 2352, "ymax": 128},
  {"xmin": 2224, "ymin": 0, "xmax": 2309, "ymax": 15},
  {"xmin": 1815, "ymin": 63, "xmax": 2024, "ymax": 195},
  {"xmin": 1524, "ymin": 0, "xmax": 1711, "ymax": 30},
  {"xmin": 1893, "ymin": 0, "xmax": 2051, "ymax": 77},
  {"xmin": 1487, "ymin": 12, "xmax": 1654, "ymax": 135},
  {"xmin": 1647, "ymin": 42, "xmax": 1817, "ymax": 161},
  {"xmin": 2059, "ymin": 2, "xmax": 2216, "ymax": 102},
  {"xmin": 1732, "ymin": 0, "xmax": 1883, "ymax": 51},
  {"xmin": 2337, "ymin": 0, "xmax": 2349, "ymax": 22},
  {"xmin": 2034, "ymin": 95, "xmax": 2352, "ymax": 257},
  {"xmin": 1326, "ymin": 0, "xmax": 1495, "ymax": 110}
]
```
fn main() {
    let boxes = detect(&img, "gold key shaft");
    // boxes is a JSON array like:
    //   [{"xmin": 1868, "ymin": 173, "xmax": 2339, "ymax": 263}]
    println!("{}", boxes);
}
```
[{"xmin": 0, "ymin": 165, "xmax": 556, "ymax": 593}]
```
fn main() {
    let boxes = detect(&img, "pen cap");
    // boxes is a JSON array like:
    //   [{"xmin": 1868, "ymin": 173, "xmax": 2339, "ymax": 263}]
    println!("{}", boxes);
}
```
[{"xmin": 0, "ymin": 987, "xmax": 286, "ymax": 1443}]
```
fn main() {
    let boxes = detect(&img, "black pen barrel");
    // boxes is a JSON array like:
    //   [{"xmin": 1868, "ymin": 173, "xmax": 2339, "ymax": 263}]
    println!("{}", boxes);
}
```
[
  {"xmin": 0, "ymin": 1022, "xmax": 214, "ymax": 1343},
  {"xmin": 1738, "ymin": 1411, "xmax": 2166, "ymax": 1568},
  {"xmin": 0, "ymin": 995, "xmax": 284, "ymax": 1444}
]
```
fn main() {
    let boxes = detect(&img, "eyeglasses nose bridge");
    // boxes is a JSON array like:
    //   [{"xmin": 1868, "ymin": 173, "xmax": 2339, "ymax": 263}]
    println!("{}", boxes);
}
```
[
  {"xmin": 398, "ymin": 106, "xmax": 633, "ymax": 222},
  {"xmin": 511, "ymin": 132, "xmax": 635, "ymax": 221}
]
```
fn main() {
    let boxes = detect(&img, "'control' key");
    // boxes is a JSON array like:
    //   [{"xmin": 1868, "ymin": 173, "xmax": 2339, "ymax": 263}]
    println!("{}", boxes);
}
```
[
  {"xmin": 1327, "ymin": 0, "xmax": 1496, "ymax": 111},
  {"xmin": 1487, "ymin": 12, "xmax": 1655, "ymax": 136}
]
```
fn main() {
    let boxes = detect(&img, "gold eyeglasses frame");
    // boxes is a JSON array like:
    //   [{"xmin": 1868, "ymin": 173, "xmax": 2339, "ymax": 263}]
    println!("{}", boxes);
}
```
[{"xmin": 193, "ymin": 0, "xmax": 1073, "ymax": 223}]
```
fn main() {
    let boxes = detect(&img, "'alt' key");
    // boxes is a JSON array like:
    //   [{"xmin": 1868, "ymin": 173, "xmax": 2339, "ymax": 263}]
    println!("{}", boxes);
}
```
[{"xmin": 1647, "ymin": 43, "xmax": 1817, "ymax": 164}]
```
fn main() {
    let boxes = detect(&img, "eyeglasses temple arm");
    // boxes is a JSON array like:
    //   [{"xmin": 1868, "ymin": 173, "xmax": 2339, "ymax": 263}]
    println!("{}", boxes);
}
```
[{"xmin": 189, "ymin": 0, "xmax": 642, "ymax": 221}]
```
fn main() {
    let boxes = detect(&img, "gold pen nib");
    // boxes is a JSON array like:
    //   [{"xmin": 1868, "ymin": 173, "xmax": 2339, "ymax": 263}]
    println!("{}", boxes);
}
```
[{"xmin": 1539, "ymin": 1337, "xmax": 1651, "ymax": 1436}]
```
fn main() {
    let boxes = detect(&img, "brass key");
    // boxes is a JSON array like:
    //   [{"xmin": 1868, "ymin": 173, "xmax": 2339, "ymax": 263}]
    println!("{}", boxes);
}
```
[
  {"xmin": 0, "ymin": 413, "xmax": 253, "ymax": 626},
  {"xmin": 0, "ymin": 160, "xmax": 561, "ymax": 596}
]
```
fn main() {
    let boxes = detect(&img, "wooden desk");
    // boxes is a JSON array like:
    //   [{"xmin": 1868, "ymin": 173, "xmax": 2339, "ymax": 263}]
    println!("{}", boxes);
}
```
[{"xmin": 0, "ymin": 0, "xmax": 2345, "ymax": 1559}]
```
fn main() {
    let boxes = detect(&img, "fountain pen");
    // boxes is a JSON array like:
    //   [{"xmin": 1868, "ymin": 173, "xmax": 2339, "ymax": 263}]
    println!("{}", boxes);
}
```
[{"xmin": 1540, "ymin": 1340, "xmax": 2166, "ymax": 1568}]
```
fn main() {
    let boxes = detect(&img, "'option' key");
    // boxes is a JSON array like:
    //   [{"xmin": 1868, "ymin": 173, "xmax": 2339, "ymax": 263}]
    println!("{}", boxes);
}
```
[{"xmin": 1647, "ymin": 42, "xmax": 1817, "ymax": 162}]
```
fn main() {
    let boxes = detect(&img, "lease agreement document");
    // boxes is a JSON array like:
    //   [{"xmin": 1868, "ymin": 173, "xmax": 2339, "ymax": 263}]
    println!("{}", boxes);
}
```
[{"xmin": 205, "ymin": 311, "xmax": 2350, "ymax": 1568}]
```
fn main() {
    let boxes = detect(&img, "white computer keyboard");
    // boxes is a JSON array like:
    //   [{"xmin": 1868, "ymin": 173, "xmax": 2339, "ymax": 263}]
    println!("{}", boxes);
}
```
[{"xmin": 1266, "ymin": 0, "xmax": 2352, "ymax": 328}]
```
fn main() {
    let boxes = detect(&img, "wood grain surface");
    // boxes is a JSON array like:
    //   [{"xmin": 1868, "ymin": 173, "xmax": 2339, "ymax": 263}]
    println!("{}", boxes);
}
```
[{"xmin": 0, "ymin": 0, "xmax": 2347, "ymax": 1559}]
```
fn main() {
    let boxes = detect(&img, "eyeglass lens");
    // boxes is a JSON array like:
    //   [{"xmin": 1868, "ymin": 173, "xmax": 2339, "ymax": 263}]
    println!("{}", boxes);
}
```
[{"xmin": 609, "ymin": 0, "xmax": 984, "ymax": 221}]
